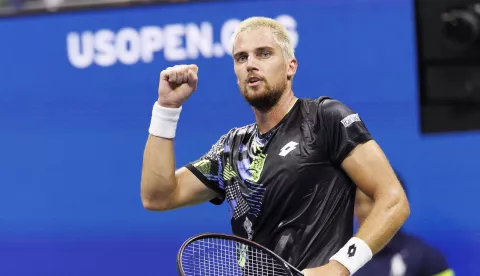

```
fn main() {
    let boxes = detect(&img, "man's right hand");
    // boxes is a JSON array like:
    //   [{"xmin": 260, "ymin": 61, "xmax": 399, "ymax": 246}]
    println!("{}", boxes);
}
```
[{"xmin": 158, "ymin": 64, "xmax": 199, "ymax": 108}]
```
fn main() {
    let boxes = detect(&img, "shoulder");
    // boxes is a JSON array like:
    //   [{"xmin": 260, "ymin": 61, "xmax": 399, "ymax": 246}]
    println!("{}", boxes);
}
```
[
  {"xmin": 300, "ymin": 96, "xmax": 360, "ymax": 128},
  {"xmin": 298, "ymin": 96, "xmax": 332, "ymax": 109},
  {"xmin": 318, "ymin": 97, "xmax": 356, "ymax": 119},
  {"xmin": 299, "ymin": 96, "xmax": 354, "ymax": 115}
]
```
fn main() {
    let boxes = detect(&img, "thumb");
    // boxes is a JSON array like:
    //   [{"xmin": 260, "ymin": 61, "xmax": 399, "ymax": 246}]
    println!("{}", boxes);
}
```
[
  {"xmin": 187, "ymin": 64, "xmax": 198, "ymax": 74},
  {"xmin": 187, "ymin": 69, "xmax": 198, "ymax": 88}
]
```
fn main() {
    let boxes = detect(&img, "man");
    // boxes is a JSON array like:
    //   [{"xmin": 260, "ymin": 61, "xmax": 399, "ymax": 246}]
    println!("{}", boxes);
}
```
[
  {"xmin": 355, "ymin": 173, "xmax": 454, "ymax": 276},
  {"xmin": 141, "ymin": 16, "xmax": 410, "ymax": 275}
]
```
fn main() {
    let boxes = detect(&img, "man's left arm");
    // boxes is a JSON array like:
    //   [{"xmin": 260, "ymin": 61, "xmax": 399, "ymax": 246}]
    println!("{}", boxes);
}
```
[
  {"xmin": 342, "ymin": 140, "xmax": 410, "ymax": 254},
  {"xmin": 303, "ymin": 98, "xmax": 410, "ymax": 276},
  {"xmin": 311, "ymin": 140, "xmax": 410, "ymax": 276}
]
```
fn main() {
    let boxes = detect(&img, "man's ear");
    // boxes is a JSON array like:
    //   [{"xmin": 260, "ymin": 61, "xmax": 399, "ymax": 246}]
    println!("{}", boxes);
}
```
[{"xmin": 287, "ymin": 58, "xmax": 297, "ymax": 79}]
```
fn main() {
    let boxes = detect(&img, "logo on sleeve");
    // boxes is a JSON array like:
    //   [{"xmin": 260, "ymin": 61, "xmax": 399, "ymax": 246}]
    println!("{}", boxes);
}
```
[{"xmin": 340, "ymin": 114, "xmax": 361, "ymax": 127}]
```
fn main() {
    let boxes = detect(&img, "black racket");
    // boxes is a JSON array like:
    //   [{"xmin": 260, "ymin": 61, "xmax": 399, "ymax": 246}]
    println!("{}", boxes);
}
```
[{"xmin": 177, "ymin": 232, "xmax": 304, "ymax": 276}]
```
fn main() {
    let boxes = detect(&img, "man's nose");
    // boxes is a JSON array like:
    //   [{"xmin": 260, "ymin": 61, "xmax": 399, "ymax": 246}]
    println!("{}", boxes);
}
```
[{"xmin": 246, "ymin": 56, "xmax": 258, "ymax": 71}]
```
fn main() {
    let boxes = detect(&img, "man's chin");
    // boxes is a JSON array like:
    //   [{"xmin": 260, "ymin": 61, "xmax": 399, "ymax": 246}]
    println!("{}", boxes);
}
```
[
  {"xmin": 243, "ymin": 94, "xmax": 279, "ymax": 111},
  {"xmin": 244, "ymin": 88, "xmax": 266, "ymax": 98}
]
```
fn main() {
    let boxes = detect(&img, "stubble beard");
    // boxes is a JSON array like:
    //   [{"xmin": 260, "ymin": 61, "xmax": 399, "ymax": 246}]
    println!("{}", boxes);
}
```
[{"xmin": 240, "ymin": 78, "xmax": 288, "ymax": 112}]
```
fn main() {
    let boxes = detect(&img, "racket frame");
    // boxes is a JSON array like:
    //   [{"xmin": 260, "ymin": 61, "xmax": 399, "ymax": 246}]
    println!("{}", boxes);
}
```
[{"xmin": 177, "ymin": 232, "xmax": 304, "ymax": 276}]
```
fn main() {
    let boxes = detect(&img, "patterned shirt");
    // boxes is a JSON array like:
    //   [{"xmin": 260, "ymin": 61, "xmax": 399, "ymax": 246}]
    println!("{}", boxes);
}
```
[{"xmin": 186, "ymin": 97, "xmax": 372, "ymax": 270}]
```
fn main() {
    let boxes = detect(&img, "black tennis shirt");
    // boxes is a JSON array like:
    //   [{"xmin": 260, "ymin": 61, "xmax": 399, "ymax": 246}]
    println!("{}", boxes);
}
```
[{"xmin": 186, "ymin": 96, "xmax": 372, "ymax": 270}]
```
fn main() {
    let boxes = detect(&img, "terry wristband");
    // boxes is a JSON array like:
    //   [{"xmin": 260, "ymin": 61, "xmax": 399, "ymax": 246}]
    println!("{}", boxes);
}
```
[
  {"xmin": 148, "ymin": 102, "xmax": 182, "ymax": 139},
  {"xmin": 329, "ymin": 237, "xmax": 373, "ymax": 275}
]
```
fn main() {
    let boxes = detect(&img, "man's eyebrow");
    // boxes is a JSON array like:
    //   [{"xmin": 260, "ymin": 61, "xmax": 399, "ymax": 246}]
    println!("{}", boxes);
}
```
[
  {"xmin": 233, "ymin": 46, "xmax": 275, "ymax": 56},
  {"xmin": 255, "ymin": 46, "xmax": 275, "ymax": 51},
  {"xmin": 233, "ymin": 51, "xmax": 246, "ymax": 57}
]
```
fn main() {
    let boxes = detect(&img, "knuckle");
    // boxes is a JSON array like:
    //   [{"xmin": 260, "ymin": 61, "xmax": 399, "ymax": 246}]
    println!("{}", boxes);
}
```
[
  {"xmin": 161, "ymin": 68, "xmax": 172, "ymax": 76},
  {"xmin": 174, "ymin": 65, "xmax": 184, "ymax": 71}
]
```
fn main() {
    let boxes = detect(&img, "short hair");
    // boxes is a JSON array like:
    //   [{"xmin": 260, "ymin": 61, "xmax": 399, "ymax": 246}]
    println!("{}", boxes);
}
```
[{"xmin": 231, "ymin": 16, "xmax": 295, "ymax": 60}]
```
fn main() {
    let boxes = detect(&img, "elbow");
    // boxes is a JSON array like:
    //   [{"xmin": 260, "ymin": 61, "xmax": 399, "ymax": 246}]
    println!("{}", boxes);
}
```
[
  {"xmin": 140, "ymin": 172, "xmax": 178, "ymax": 212},
  {"xmin": 390, "ymin": 188, "xmax": 411, "ymax": 224},
  {"xmin": 377, "ymin": 187, "xmax": 410, "ymax": 225},
  {"xmin": 398, "ymin": 194, "xmax": 410, "ymax": 223},
  {"xmin": 140, "ymin": 181, "xmax": 172, "ymax": 212},
  {"xmin": 141, "ymin": 195, "xmax": 171, "ymax": 211}
]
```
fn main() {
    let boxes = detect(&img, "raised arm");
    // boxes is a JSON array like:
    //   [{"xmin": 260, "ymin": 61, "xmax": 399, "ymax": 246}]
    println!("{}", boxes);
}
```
[
  {"xmin": 140, "ymin": 64, "xmax": 218, "ymax": 211},
  {"xmin": 141, "ymin": 135, "xmax": 217, "ymax": 211}
]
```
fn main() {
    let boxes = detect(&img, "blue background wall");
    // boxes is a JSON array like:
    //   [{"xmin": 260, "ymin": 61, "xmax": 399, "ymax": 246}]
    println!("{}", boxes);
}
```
[{"xmin": 0, "ymin": 0, "xmax": 478, "ymax": 275}]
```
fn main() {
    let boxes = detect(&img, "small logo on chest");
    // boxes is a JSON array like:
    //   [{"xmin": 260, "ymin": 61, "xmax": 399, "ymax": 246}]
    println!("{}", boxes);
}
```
[{"xmin": 279, "ymin": 141, "xmax": 298, "ymax": 157}]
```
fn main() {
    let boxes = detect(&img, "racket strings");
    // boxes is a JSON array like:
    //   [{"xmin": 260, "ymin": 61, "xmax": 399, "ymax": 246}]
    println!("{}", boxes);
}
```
[{"xmin": 181, "ymin": 237, "xmax": 289, "ymax": 276}]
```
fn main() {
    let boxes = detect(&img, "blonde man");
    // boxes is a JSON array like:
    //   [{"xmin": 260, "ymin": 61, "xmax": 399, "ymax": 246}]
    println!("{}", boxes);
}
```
[{"xmin": 142, "ymin": 16, "xmax": 410, "ymax": 276}]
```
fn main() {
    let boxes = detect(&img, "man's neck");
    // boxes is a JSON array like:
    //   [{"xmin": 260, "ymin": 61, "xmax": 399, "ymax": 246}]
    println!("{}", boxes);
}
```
[{"xmin": 253, "ymin": 90, "xmax": 297, "ymax": 135}]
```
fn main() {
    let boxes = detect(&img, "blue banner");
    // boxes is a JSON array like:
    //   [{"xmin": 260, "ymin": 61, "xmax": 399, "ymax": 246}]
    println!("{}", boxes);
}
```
[{"xmin": 0, "ymin": 1, "xmax": 478, "ymax": 275}]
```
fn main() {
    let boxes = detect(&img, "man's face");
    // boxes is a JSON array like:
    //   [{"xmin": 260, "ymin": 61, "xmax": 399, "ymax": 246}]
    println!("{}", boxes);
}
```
[
  {"xmin": 355, "ymin": 189, "xmax": 374, "ymax": 226},
  {"xmin": 232, "ymin": 27, "xmax": 296, "ymax": 111}
]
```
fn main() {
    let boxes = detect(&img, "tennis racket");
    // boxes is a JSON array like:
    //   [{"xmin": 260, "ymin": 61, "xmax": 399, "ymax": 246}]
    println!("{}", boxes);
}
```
[{"xmin": 177, "ymin": 232, "xmax": 304, "ymax": 276}]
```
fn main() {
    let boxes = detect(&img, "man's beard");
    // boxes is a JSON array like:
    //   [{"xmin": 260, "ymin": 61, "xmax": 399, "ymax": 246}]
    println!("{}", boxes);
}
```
[{"xmin": 240, "ymin": 79, "xmax": 287, "ymax": 112}]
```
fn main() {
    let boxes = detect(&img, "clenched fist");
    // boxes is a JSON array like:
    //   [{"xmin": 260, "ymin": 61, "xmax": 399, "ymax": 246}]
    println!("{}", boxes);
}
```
[{"xmin": 157, "ymin": 64, "xmax": 199, "ymax": 108}]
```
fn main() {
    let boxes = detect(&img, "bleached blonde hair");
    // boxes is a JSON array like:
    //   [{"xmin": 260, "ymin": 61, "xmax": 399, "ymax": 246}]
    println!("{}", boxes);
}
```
[{"xmin": 231, "ymin": 16, "xmax": 295, "ymax": 60}]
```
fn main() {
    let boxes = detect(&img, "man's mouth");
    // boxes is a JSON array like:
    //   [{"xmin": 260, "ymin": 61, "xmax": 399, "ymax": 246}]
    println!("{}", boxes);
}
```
[{"xmin": 248, "ymin": 77, "xmax": 262, "ymax": 85}]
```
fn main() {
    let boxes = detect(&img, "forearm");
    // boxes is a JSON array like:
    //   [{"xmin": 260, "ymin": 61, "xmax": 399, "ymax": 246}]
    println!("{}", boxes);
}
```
[
  {"xmin": 141, "ymin": 134, "xmax": 178, "ymax": 209},
  {"xmin": 355, "ymin": 192, "xmax": 410, "ymax": 254}
]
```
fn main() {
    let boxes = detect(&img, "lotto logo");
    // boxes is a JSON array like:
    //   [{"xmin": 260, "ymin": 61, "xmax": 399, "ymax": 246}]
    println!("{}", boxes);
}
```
[
  {"xmin": 279, "ymin": 141, "xmax": 298, "ymax": 157},
  {"xmin": 348, "ymin": 244, "xmax": 357, "ymax": 257}
]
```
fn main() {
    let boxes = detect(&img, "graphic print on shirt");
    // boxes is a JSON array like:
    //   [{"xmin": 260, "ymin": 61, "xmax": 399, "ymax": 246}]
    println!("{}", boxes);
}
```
[
  {"xmin": 190, "ymin": 126, "xmax": 270, "ymax": 240},
  {"xmin": 225, "ymin": 133, "xmax": 268, "ymax": 226}
]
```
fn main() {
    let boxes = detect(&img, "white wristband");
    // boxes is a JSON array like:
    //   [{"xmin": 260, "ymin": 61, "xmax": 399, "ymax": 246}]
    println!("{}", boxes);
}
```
[
  {"xmin": 148, "ymin": 102, "xmax": 182, "ymax": 139},
  {"xmin": 329, "ymin": 237, "xmax": 373, "ymax": 275}
]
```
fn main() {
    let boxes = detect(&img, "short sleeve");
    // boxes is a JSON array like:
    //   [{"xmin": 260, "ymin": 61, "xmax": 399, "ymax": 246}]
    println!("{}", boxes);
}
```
[
  {"xmin": 420, "ymin": 244, "xmax": 453, "ymax": 276},
  {"xmin": 185, "ymin": 134, "xmax": 227, "ymax": 205},
  {"xmin": 318, "ymin": 98, "xmax": 372, "ymax": 166}
]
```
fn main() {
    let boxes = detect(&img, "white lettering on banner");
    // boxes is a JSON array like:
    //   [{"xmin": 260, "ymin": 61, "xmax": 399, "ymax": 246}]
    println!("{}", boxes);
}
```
[
  {"xmin": 221, "ymin": 18, "xmax": 242, "ymax": 56},
  {"xmin": 66, "ymin": 14, "xmax": 299, "ymax": 69},
  {"xmin": 67, "ymin": 31, "xmax": 94, "ymax": 69},
  {"xmin": 186, "ymin": 22, "xmax": 214, "ymax": 59},
  {"xmin": 141, "ymin": 26, "xmax": 163, "ymax": 63},
  {"xmin": 116, "ymin": 28, "xmax": 142, "ymax": 65},
  {"xmin": 164, "ymin": 24, "xmax": 187, "ymax": 61},
  {"xmin": 95, "ymin": 29, "xmax": 116, "ymax": 67}
]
